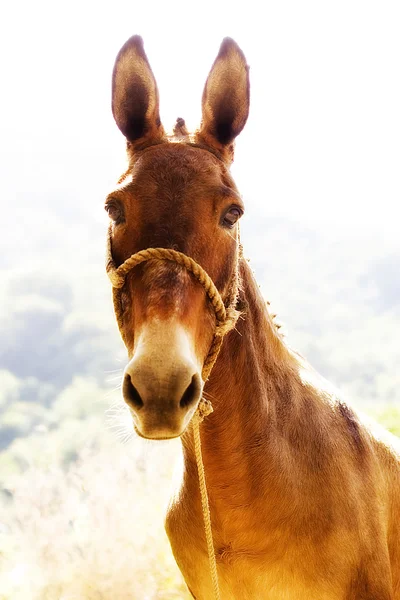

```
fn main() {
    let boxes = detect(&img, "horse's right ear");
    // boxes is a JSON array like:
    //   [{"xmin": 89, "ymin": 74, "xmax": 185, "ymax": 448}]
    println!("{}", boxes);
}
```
[{"xmin": 112, "ymin": 35, "xmax": 164, "ymax": 147}]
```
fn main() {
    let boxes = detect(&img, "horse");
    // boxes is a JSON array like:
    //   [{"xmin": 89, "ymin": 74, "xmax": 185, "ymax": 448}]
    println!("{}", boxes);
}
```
[{"xmin": 105, "ymin": 35, "xmax": 400, "ymax": 599}]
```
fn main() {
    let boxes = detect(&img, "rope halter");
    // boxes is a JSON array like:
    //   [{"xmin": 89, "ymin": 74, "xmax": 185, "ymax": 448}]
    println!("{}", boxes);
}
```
[{"xmin": 105, "ymin": 224, "xmax": 242, "ymax": 600}]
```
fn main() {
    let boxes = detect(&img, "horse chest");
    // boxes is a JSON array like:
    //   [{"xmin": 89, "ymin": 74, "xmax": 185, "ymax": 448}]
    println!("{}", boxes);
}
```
[
  {"xmin": 166, "ymin": 503, "xmax": 346, "ymax": 600},
  {"xmin": 171, "ymin": 541, "xmax": 345, "ymax": 600}
]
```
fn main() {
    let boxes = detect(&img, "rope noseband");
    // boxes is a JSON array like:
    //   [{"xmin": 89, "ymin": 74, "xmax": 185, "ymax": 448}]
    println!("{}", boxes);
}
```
[{"xmin": 106, "ymin": 225, "xmax": 241, "ymax": 600}]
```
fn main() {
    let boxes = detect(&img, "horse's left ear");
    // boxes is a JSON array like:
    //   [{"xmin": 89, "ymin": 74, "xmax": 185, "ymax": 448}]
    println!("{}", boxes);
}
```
[{"xmin": 197, "ymin": 38, "xmax": 250, "ymax": 162}]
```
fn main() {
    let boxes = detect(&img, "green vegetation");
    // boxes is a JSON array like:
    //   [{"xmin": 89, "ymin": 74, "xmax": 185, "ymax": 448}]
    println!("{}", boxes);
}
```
[{"xmin": 367, "ymin": 404, "xmax": 400, "ymax": 438}]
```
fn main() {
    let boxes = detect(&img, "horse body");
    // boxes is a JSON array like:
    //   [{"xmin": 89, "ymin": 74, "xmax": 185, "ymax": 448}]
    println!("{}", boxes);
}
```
[
  {"xmin": 107, "ymin": 35, "xmax": 400, "ymax": 599},
  {"xmin": 166, "ymin": 261, "xmax": 400, "ymax": 599}
]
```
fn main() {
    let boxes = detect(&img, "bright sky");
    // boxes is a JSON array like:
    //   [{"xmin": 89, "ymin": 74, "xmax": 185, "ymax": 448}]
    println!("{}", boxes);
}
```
[{"xmin": 1, "ymin": 0, "xmax": 399, "ymax": 241}]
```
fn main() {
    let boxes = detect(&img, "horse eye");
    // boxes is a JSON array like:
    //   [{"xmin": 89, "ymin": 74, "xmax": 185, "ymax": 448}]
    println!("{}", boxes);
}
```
[
  {"xmin": 105, "ymin": 200, "xmax": 124, "ymax": 224},
  {"xmin": 222, "ymin": 206, "xmax": 243, "ymax": 228}
]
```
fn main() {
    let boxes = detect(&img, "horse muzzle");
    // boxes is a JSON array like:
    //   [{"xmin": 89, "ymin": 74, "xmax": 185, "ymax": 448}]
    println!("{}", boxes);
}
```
[{"xmin": 122, "ymin": 320, "xmax": 203, "ymax": 439}]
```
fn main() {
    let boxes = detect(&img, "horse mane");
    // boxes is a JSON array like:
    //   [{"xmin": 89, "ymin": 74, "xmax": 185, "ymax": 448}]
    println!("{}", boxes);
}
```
[{"xmin": 171, "ymin": 117, "xmax": 191, "ymax": 142}]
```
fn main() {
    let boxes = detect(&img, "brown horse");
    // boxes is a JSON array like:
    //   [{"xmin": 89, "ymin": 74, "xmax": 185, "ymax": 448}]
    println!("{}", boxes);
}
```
[{"xmin": 106, "ymin": 35, "xmax": 400, "ymax": 599}]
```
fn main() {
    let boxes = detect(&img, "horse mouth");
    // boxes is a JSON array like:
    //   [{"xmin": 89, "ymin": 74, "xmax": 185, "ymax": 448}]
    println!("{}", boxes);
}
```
[
  {"xmin": 133, "ymin": 425, "xmax": 182, "ymax": 441},
  {"xmin": 129, "ymin": 405, "xmax": 197, "ymax": 440}
]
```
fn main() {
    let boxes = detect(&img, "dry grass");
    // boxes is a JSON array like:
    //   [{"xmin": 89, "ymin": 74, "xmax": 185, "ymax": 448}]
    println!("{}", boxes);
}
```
[
  {"xmin": 0, "ymin": 437, "xmax": 191, "ymax": 600},
  {"xmin": 2, "ymin": 397, "xmax": 399, "ymax": 600}
]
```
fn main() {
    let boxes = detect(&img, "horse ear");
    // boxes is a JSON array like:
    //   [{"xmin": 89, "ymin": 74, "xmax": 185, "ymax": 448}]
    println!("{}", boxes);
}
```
[
  {"xmin": 198, "ymin": 38, "xmax": 250, "ymax": 161},
  {"xmin": 112, "ymin": 35, "xmax": 164, "ymax": 146}
]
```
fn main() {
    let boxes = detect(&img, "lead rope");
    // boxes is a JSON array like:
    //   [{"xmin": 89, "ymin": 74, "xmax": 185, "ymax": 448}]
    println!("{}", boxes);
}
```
[
  {"xmin": 192, "ymin": 413, "xmax": 220, "ymax": 599},
  {"xmin": 106, "ymin": 226, "xmax": 241, "ymax": 600}
]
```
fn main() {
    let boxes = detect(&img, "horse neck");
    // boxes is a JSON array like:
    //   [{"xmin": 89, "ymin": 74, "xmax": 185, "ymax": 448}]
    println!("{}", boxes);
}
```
[{"xmin": 181, "ymin": 259, "xmax": 302, "ymax": 497}]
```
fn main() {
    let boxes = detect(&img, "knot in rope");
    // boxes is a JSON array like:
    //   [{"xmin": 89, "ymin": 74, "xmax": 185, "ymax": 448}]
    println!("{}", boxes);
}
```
[{"xmin": 196, "ymin": 397, "xmax": 214, "ymax": 422}]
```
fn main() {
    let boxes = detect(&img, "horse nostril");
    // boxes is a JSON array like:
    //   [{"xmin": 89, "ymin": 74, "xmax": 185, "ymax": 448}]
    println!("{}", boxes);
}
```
[
  {"xmin": 180, "ymin": 374, "xmax": 200, "ymax": 409},
  {"xmin": 123, "ymin": 374, "xmax": 144, "ymax": 409}
]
